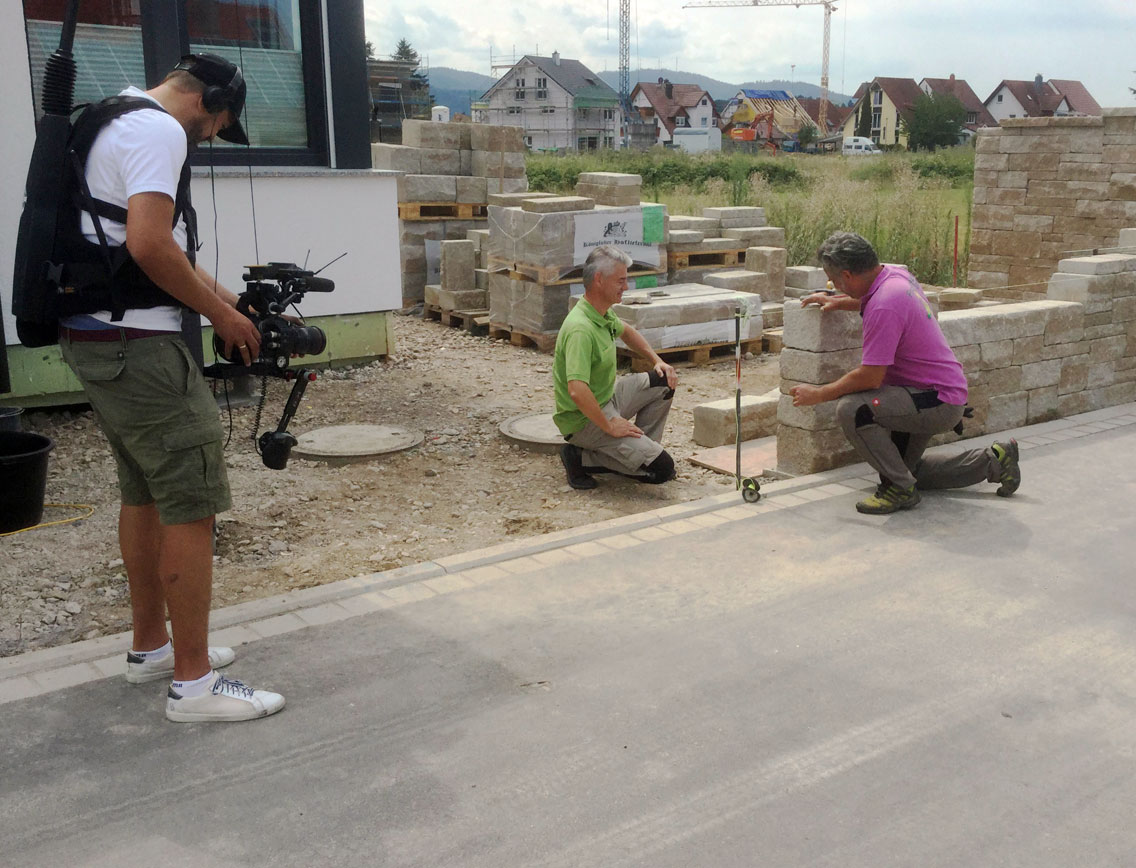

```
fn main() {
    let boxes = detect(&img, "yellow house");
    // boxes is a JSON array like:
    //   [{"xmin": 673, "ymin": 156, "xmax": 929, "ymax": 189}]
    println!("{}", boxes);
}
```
[{"xmin": 841, "ymin": 77, "xmax": 923, "ymax": 148}]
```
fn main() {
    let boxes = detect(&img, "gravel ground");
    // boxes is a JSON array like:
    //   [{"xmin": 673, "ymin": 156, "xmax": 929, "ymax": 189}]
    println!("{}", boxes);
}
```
[{"xmin": 0, "ymin": 314, "xmax": 781, "ymax": 657}]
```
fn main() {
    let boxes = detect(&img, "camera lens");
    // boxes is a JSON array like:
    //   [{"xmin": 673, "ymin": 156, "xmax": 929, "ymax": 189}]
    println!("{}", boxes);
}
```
[{"xmin": 286, "ymin": 325, "xmax": 326, "ymax": 357}]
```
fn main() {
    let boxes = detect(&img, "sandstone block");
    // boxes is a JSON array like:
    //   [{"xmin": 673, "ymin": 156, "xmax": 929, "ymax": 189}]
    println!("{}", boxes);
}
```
[
  {"xmin": 745, "ymin": 246, "xmax": 787, "ymax": 275},
  {"xmin": 783, "ymin": 300, "xmax": 862, "ymax": 351},
  {"xmin": 418, "ymin": 147, "xmax": 461, "ymax": 175},
  {"xmin": 1119, "ymin": 228, "xmax": 1136, "ymax": 248},
  {"xmin": 723, "ymin": 227, "xmax": 786, "ymax": 246},
  {"xmin": 669, "ymin": 216, "xmax": 720, "ymax": 233},
  {"xmin": 703, "ymin": 206, "xmax": 765, "ymax": 221},
  {"xmin": 1042, "ymin": 302, "xmax": 1085, "ymax": 344},
  {"xmin": 578, "ymin": 172, "xmax": 642, "ymax": 186},
  {"xmin": 785, "ymin": 266, "xmax": 828, "ymax": 291},
  {"xmin": 1028, "ymin": 386, "xmax": 1060, "ymax": 423},
  {"xmin": 1056, "ymin": 253, "xmax": 1136, "ymax": 275},
  {"xmin": 488, "ymin": 191, "xmax": 553, "ymax": 208},
  {"xmin": 436, "ymin": 288, "xmax": 487, "ymax": 310},
  {"xmin": 1090, "ymin": 335, "xmax": 1127, "ymax": 363},
  {"xmin": 574, "ymin": 182, "xmax": 642, "ymax": 206},
  {"xmin": 1110, "ymin": 173, "xmax": 1136, "ymax": 201},
  {"xmin": 719, "ymin": 216, "xmax": 768, "ymax": 228},
  {"xmin": 1020, "ymin": 358, "xmax": 1061, "ymax": 390},
  {"xmin": 456, "ymin": 176, "xmax": 488, "ymax": 203},
  {"xmin": 939, "ymin": 303, "xmax": 1051, "ymax": 346},
  {"xmin": 440, "ymin": 240, "xmax": 476, "ymax": 291},
  {"xmin": 670, "ymin": 237, "xmax": 745, "ymax": 253},
  {"xmin": 776, "ymin": 425, "xmax": 857, "ymax": 476},
  {"xmin": 466, "ymin": 228, "xmax": 490, "ymax": 249},
  {"xmin": 521, "ymin": 196, "xmax": 595, "ymax": 213},
  {"xmin": 703, "ymin": 270, "xmax": 768, "ymax": 294},
  {"xmin": 486, "ymin": 177, "xmax": 530, "ymax": 196},
  {"xmin": 985, "ymin": 391, "xmax": 1028, "ymax": 432},
  {"xmin": 980, "ymin": 339, "xmax": 1014, "ymax": 370},
  {"xmin": 779, "ymin": 347, "xmax": 860, "ymax": 384},
  {"xmin": 1059, "ymin": 357, "xmax": 1089, "ymax": 394},
  {"xmin": 460, "ymin": 149, "xmax": 472, "ymax": 175},
  {"xmin": 762, "ymin": 302, "xmax": 784, "ymax": 329},
  {"xmin": 667, "ymin": 229, "xmax": 705, "ymax": 244},
  {"xmin": 371, "ymin": 143, "xmax": 421, "ymax": 173},
  {"xmin": 776, "ymin": 394, "xmax": 841, "ymax": 431},
  {"xmin": 692, "ymin": 391, "xmax": 779, "ymax": 447},
  {"xmin": 475, "ymin": 267, "xmax": 488, "ymax": 290},
  {"xmin": 1012, "ymin": 335, "xmax": 1043, "ymax": 366},
  {"xmin": 397, "ymin": 174, "xmax": 457, "ymax": 202},
  {"xmin": 402, "ymin": 119, "xmax": 464, "ymax": 150},
  {"xmin": 472, "ymin": 150, "xmax": 527, "ymax": 178},
  {"xmin": 470, "ymin": 124, "xmax": 526, "ymax": 152}
]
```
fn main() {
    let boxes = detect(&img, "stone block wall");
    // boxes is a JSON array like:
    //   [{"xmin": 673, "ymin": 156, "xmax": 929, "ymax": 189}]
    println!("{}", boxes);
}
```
[
  {"xmin": 775, "ymin": 249, "xmax": 1136, "ymax": 475},
  {"xmin": 969, "ymin": 109, "xmax": 1136, "ymax": 296}
]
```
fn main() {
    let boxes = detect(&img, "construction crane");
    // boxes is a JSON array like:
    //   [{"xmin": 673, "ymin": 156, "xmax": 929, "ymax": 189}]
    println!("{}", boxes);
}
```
[{"xmin": 682, "ymin": 0, "xmax": 836, "ymax": 130}]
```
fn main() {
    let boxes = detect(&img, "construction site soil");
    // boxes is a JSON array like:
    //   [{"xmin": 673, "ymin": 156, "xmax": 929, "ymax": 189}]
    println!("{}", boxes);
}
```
[{"xmin": 1, "ymin": 314, "xmax": 781, "ymax": 658}]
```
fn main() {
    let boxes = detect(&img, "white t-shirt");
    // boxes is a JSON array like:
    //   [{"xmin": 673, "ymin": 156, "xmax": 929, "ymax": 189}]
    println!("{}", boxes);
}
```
[{"xmin": 69, "ymin": 86, "xmax": 189, "ymax": 331}]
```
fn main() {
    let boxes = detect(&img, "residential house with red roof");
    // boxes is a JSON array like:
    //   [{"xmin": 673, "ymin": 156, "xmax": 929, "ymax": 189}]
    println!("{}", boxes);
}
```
[
  {"xmin": 984, "ymin": 75, "xmax": 1102, "ymax": 123},
  {"xmin": 631, "ymin": 79, "xmax": 720, "ymax": 145},
  {"xmin": 840, "ymin": 77, "xmax": 924, "ymax": 148},
  {"xmin": 918, "ymin": 74, "xmax": 996, "ymax": 138}
]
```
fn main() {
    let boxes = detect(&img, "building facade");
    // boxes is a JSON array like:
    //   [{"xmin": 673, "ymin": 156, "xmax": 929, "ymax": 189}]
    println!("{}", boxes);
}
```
[
  {"xmin": 631, "ymin": 79, "xmax": 719, "ymax": 145},
  {"xmin": 481, "ymin": 53, "xmax": 621, "ymax": 151}
]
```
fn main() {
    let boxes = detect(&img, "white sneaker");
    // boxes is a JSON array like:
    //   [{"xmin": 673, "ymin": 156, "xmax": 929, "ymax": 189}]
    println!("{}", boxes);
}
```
[
  {"xmin": 166, "ymin": 672, "xmax": 286, "ymax": 723},
  {"xmin": 125, "ymin": 646, "xmax": 236, "ymax": 684}
]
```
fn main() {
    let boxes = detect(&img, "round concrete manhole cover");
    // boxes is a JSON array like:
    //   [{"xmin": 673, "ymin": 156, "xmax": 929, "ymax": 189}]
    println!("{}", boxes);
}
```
[
  {"xmin": 499, "ymin": 413, "xmax": 563, "ymax": 454},
  {"xmin": 292, "ymin": 424, "xmax": 423, "ymax": 464}
]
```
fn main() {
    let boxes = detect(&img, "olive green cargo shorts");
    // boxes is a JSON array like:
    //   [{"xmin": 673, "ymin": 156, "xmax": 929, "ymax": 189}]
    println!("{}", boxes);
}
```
[{"xmin": 60, "ymin": 332, "xmax": 231, "ymax": 525}]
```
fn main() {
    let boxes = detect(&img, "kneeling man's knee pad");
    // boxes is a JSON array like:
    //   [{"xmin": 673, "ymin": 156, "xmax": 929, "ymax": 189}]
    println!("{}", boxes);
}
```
[
  {"xmin": 647, "ymin": 369, "xmax": 675, "ymax": 399},
  {"xmin": 641, "ymin": 450, "xmax": 675, "ymax": 484}
]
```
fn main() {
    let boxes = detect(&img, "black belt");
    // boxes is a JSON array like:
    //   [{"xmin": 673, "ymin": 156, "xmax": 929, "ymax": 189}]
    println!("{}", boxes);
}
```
[{"xmin": 60, "ymin": 326, "xmax": 174, "ymax": 343}]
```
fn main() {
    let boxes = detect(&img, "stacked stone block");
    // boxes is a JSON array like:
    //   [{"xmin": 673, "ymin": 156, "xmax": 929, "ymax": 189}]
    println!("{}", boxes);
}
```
[
  {"xmin": 575, "ymin": 172, "xmax": 643, "ymax": 206},
  {"xmin": 775, "ymin": 300, "xmax": 863, "ymax": 475},
  {"xmin": 376, "ymin": 120, "xmax": 532, "ymax": 305},
  {"xmin": 692, "ymin": 389, "xmax": 780, "ymax": 447},
  {"xmin": 969, "ymin": 110, "xmax": 1136, "ymax": 295}
]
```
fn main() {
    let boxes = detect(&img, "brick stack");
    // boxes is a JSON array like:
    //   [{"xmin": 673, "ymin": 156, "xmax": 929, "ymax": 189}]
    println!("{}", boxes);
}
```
[
  {"xmin": 775, "ymin": 300, "xmax": 863, "ymax": 475},
  {"xmin": 487, "ymin": 191, "xmax": 669, "ymax": 338},
  {"xmin": 375, "ymin": 120, "xmax": 530, "ymax": 306},
  {"xmin": 969, "ymin": 109, "xmax": 1136, "ymax": 296}
]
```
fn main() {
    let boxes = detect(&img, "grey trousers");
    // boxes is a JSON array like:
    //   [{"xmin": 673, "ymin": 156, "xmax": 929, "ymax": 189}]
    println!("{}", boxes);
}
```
[
  {"xmin": 567, "ymin": 372, "xmax": 672, "ymax": 476},
  {"xmin": 836, "ymin": 386, "xmax": 1001, "ymax": 491}
]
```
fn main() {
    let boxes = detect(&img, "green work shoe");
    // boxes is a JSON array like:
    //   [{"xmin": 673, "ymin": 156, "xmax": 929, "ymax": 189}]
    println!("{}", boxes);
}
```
[
  {"xmin": 991, "ymin": 439, "xmax": 1020, "ymax": 497},
  {"xmin": 856, "ymin": 482, "xmax": 921, "ymax": 515}
]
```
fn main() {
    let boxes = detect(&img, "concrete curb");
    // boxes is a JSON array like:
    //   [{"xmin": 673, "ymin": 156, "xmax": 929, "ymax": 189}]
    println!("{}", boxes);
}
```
[{"xmin": 3, "ymin": 402, "xmax": 1134, "ymax": 703}]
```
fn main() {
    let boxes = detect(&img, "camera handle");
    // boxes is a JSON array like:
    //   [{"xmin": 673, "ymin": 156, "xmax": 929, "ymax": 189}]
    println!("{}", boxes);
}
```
[{"xmin": 258, "ymin": 368, "xmax": 317, "ymax": 470}]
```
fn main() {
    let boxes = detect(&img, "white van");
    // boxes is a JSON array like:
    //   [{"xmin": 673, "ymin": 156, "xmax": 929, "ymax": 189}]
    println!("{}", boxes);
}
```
[{"xmin": 843, "ymin": 136, "xmax": 882, "ymax": 156}]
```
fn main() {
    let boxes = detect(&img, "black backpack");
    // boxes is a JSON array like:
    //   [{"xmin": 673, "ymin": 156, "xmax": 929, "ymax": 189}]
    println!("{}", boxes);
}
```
[{"xmin": 12, "ymin": 96, "xmax": 196, "ymax": 347}]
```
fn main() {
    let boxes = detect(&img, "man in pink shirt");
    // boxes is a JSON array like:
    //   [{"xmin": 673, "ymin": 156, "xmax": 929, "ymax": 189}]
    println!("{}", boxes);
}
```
[{"xmin": 789, "ymin": 232, "xmax": 1021, "ymax": 514}]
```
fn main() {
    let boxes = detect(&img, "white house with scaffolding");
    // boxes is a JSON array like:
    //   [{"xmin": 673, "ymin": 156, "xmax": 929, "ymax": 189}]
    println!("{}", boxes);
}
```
[{"xmin": 480, "ymin": 52, "xmax": 622, "ymax": 151}]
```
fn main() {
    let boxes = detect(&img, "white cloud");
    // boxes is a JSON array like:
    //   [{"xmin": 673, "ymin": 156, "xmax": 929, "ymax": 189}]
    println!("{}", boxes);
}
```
[{"xmin": 364, "ymin": 0, "xmax": 1135, "ymax": 106}]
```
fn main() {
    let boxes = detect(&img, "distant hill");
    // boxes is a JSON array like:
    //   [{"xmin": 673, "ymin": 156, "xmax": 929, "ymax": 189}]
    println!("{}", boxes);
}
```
[
  {"xmin": 425, "ymin": 65, "xmax": 857, "ymax": 115},
  {"xmin": 427, "ymin": 66, "xmax": 497, "ymax": 115},
  {"xmin": 600, "ymin": 68, "xmax": 856, "ymax": 105}
]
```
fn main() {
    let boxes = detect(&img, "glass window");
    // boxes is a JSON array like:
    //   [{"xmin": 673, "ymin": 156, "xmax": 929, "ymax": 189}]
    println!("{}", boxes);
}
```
[
  {"xmin": 186, "ymin": 0, "xmax": 308, "ymax": 148},
  {"xmin": 23, "ymin": 0, "xmax": 145, "ymax": 119}
]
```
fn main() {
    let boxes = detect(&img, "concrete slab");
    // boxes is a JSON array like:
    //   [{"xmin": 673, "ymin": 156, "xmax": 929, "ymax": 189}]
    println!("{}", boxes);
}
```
[
  {"xmin": 4, "ymin": 407, "xmax": 1136, "ymax": 867},
  {"xmin": 291, "ymin": 424, "xmax": 423, "ymax": 464},
  {"xmin": 499, "ymin": 413, "xmax": 564, "ymax": 454},
  {"xmin": 688, "ymin": 434, "xmax": 778, "ymax": 476}
]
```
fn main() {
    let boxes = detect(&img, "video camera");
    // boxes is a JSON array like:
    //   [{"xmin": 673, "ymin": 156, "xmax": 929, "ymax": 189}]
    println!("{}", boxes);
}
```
[{"xmin": 203, "ymin": 262, "xmax": 335, "ymax": 470}]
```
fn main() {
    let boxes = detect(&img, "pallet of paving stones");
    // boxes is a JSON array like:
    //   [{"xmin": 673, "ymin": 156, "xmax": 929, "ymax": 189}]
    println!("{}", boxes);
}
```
[
  {"xmin": 423, "ymin": 304, "xmax": 490, "ymax": 335},
  {"xmin": 398, "ymin": 202, "xmax": 489, "ymax": 221},
  {"xmin": 487, "ymin": 323, "xmax": 559, "ymax": 353},
  {"xmin": 619, "ymin": 338, "xmax": 764, "ymax": 372},
  {"xmin": 667, "ymin": 249, "xmax": 748, "ymax": 270}
]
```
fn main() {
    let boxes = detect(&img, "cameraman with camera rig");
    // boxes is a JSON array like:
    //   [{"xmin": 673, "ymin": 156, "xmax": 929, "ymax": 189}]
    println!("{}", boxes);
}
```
[{"xmin": 56, "ymin": 54, "xmax": 285, "ymax": 722}]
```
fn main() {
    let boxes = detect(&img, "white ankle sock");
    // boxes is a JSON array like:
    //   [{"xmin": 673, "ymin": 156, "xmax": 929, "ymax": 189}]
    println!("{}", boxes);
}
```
[
  {"xmin": 132, "ymin": 641, "xmax": 172, "ymax": 660},
  {"xmin": 172, "ymin": 670, "xmax": 215, "ymax": 697}
]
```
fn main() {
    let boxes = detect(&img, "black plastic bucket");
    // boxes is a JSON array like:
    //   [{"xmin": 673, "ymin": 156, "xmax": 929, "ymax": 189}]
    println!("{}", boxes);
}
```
[
  {"xmin": 0, "ymin": 432, "xmax": 55, "ymax": 534},
  {"xmin": 0, "ymin": 407, "xmax": 24, "ymax": 432}
]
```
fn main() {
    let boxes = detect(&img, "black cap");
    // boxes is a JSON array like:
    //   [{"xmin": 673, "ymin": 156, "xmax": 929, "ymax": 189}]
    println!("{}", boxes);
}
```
[{"xmin": 174, "ymin": 53, "xmax": 249, "ymax": 145}]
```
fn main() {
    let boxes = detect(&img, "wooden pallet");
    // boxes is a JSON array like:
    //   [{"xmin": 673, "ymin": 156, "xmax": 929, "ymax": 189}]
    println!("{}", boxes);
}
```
[
  {"xmin": 488, "ymin": 323, "xmax": 559, "ymax": 353},
  {"xmin": 398, "ymin": 202, "xmax": 489, "ymax": 221},
  {"xmin": 487, "ymin": 258, "xmax": 666, "ymax": 286},
  {"xmin": 667, "ymin": 249, "xmax": 747, "ymax": 270},
  {"xmin": 619, "ymin": 337, "xmax": 763, "ymax": 372},
  {"xmin": 424, "ymin": 305, "xmax": 490, "ymax": 335}
]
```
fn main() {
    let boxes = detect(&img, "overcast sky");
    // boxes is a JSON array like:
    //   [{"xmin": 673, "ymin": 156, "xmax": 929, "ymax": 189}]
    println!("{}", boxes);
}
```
[{"xmin": 363, "ymin": 0, "xmax": 1135, "ymax": 106}]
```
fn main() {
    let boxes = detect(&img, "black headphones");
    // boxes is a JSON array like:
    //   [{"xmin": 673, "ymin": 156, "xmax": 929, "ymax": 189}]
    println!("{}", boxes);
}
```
[{"xmin": 174, "ymin": 54, "xmax": 244, "ymax": 116}]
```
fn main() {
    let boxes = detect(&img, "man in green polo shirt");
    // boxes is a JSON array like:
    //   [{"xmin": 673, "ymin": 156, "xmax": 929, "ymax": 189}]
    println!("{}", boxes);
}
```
[{"xmin": 553, "ymin": 246, "xmax": 678, "ymax": 490}]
